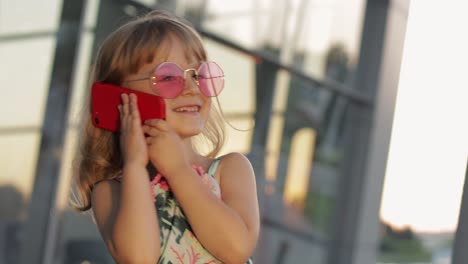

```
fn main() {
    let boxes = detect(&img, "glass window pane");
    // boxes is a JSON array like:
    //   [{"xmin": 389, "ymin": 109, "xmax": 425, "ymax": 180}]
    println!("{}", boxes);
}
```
[
  {"xmin": 204, "ymin": 38, "xmax": 255, "ymax": 114},
  {"xmin": 83, "ymin": 0, "xmax": 100, "ymax": 29},
  {"xmin": 221, "ymin": 117, "xmax": 254, "ymax": 155},
  {"xmin": 0, "ymin": 132, "xmax": 41, "ymax": 214},
  {"xmin": 0, "ymin": 38, "xmax": 56, "ymax": 127},
  {"xmin": 55, "ymin": 26, "xmax": 111, "ymax": 262},
  {"xmin": 0, "ymin": 0, "xmax": 62, "ymax": 34},
  {"xmin": 68, "ymin": 32, "xmax": 95, "ymax": 126},
  {"xmin": 253, "ymin": 64, "xmax": 349, "ymax": 262},
  {"xmin": 201, "ymin": 0, "xmax": 365, "ymax": 81}
]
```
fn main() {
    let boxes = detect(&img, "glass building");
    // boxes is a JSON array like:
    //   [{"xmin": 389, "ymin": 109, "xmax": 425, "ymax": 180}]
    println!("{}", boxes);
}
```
[{"xmin": 0, "ymin": 0, "xmax": 466, "ymax": 263}]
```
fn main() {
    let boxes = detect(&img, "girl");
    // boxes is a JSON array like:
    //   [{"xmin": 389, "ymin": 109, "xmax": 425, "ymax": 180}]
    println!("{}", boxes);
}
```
[{"xmin": 74, "ymin": 10, "xmax": 260, "ymax": 264}]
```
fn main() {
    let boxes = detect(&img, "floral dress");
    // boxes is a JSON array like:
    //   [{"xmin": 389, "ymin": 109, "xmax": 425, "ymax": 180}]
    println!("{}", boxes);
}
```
[{"xmin": 150, "ymin": 159, "xmax": 253, "ymax": 264}]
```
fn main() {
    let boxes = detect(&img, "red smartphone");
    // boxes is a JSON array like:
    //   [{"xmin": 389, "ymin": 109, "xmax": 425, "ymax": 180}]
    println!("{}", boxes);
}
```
[{"xmin": 91, "ymin": 82, "xmax": 166, "ymax": 132}]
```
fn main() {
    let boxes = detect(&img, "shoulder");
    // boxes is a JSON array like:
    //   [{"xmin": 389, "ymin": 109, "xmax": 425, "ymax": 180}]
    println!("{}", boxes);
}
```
[
  {"xmin": 216, "ymin": 152, "xmax": 260, "ymax": 236},
  {"xmin": 92, "ymin": 178, "xmax": 120, "ymax": 198},
  {"xmin": 89, "ymin": 179, "xmax": 122, "ymax": 259},
  {"xmin": 91, "ymin": 173, "xmax": 122, "ymax": 200},
  {"xmin": 219, "ymin": 152, "xmax": 252, "ymax": 168},
  {"xmin": 92, "ymin": 179, "xmax": 120, "ymax": 197},
  {"xmin": 217, "ymin": 152, "xmax": 255, "ymax": 184},
  {"xmin": 91, "ymin": 179, "xmax": 121, "ymax": 217}
]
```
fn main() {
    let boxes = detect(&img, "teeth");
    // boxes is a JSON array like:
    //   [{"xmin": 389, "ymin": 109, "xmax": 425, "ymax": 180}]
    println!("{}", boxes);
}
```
[{"xmin": 175, "ymin": 106, "xmax": 199, "ymax": 112}]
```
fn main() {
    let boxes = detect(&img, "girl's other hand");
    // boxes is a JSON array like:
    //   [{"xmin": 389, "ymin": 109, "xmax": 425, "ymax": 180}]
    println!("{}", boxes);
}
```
[
  {"xmin": 142, "ymin": 119, "xmax": 189, "ymax": 177},
  {"xmin": 118, "ymin": 93, "xmax": 148, "ymax": 167}
]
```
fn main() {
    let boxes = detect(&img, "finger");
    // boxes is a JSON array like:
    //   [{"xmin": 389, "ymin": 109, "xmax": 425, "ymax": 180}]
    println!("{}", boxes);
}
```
[
  {"xmin": 129, "ymin": 94, "xmax": 140, "ymax": 118},
  {"xmin": 142, "ymin": 125, "xmax": 160, "ymax": 137},
  {"xmin": 121, "ymin": 93, "xmax": 129, "ymax": 115},
  {"xmin": 144, "ymin": 119, "xmax": 170, "ymax": 132},
  {"xmin": 118, "ymin": 104, "xmax": 126, "ymax": 131},
  {"xmin": 118, "ymin": 104, "xmax": 123, "ymax": 117},
  {"xmin": 146, "ymin": 136, "xmax": 156, "ymax": 145},
  {"xmin": 118, "ymin": 104, "xmax": 130, "ymax": 128},
  {"xmin": 129, "ymin": 94, "xmax": 142, "ymax": 129}
]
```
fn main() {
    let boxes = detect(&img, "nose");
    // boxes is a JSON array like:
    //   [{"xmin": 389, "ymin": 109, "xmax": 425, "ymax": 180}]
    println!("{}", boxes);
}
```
[{"xmin": 182, "ymin": 69, "xmax": 200, "ymax": 95}]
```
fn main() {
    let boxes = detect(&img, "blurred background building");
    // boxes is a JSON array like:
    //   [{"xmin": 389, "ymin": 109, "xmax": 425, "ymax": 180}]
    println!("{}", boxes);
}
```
[{"xmin": 0, "ymin": 0, "xmax": 466, "ymax": 264}]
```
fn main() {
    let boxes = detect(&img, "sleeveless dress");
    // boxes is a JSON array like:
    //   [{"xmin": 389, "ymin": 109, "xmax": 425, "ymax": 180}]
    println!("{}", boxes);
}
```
[
  {"xmin": 150, "ymin": 159, "xmax": 253, "ymax": 264},
  {"xmin": 151, "ymin": 159, "xmax": 223, "ymax": 264},
  {"xmin": 109, "ymin": 159, "xmax": 253, "ymax": 263}
]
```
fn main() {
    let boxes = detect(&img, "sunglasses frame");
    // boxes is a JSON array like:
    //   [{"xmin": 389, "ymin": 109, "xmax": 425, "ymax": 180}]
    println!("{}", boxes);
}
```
[{"xmin": 125, "ymin": 61, "xmax": 224, "ymax": 99}]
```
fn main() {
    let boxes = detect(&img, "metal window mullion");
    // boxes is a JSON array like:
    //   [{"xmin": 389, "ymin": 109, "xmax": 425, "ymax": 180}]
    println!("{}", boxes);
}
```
[
  {"xmin": 452, "ymin": 162, "xmax": 468, "ymax": 264},
  {"xmin": 18, "ymin": 0, "xmax": 86, "ymax": 263}
]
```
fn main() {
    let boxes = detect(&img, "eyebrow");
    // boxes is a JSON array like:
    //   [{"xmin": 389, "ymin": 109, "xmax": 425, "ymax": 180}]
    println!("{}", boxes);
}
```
[
  {"xmin": 146, "ymin": 60, "xmax": 202, "ymax": 74},
  {"xmin": 187, "ymin": 61, "xmax": 200, "ymax": 68}
]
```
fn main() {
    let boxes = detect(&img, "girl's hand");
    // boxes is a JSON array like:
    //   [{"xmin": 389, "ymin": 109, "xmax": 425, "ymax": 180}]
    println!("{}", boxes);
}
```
[
  {"xmin": 118, "ymin": 93, "xmax": 148, "ymax": 167},
  {"xmin": 142, "ymin": 119, "xmax": 189, "ymax": 177}
]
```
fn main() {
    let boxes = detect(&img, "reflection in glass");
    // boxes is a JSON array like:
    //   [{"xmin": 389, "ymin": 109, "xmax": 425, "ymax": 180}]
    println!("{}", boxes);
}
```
[{"xmin": 284, "ymin": 128, "xmax": 315, "ymax": 210}]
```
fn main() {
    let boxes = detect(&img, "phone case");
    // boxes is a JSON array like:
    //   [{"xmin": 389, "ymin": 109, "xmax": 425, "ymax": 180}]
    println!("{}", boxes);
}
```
[{"xmin": 91, "ymin": 82, "xmax": 166, "ymax": 132}]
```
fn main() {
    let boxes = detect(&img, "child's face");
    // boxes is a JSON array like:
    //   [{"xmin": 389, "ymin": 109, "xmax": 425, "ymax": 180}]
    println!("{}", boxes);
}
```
[{"xmin": 123, "ymin": 37, "xmax": 211, "ymax": 139}]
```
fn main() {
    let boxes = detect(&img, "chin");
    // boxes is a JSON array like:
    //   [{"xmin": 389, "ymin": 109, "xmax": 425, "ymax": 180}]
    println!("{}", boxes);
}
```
[
  {"xmin": 176, "ymin": 127, "xmax": 204, "ymax": 138},
  {"xmin": 167, "ymin": 116, "xmax": 206, "ymax": 138},
  {"xmin": 179, "ymin": 132, "xmax": 203, "ymax": 139}
]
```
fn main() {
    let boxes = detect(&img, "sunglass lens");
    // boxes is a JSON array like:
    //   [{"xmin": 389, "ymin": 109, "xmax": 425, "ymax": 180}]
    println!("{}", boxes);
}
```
[
  {"xmin": 154, "ymin": 63, "xmax": 184, "ymax": 98},
  {"xmin": 198, "ymin": 62, "xmax": 224, "ymax": 96}
]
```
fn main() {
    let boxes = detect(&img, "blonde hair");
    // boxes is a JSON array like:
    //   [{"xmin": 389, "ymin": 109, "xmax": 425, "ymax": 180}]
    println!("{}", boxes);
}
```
[{"xmin": 73, "ymin": 10, "xmax": 225, "ymax": 211}]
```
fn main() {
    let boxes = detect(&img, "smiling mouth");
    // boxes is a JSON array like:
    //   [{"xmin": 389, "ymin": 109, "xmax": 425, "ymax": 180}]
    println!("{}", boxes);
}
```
[{"xmin": 173, "ymin": 106, "xmax": 200, "ymax": 113}]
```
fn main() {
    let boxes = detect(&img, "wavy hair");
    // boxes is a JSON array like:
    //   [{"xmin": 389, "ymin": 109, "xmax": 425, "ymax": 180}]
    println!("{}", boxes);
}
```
[{"xmin": 73, "ymin": 10, "xmax": 225, "ymax": 211}]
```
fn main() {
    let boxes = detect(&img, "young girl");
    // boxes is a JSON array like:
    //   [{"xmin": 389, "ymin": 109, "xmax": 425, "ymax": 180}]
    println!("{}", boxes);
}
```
[{"xmin": 74, "ymin": 10, "xmax": 260, "ymax": 264}]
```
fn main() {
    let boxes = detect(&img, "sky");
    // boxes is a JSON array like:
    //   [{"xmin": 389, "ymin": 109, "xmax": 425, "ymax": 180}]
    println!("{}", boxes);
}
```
[{"xmin": 379, "ymin": 0, "xmax": 468, "ymax": 232}]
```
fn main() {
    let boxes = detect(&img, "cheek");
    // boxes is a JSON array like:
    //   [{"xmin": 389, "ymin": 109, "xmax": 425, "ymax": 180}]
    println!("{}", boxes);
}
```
[
  {"xmin": 164, "ymin": 99, "xmax": 171, "ymax": 114},
  {"xmin": 203, "ymin": 97, "xmax": 211, "ymax": 110},
  {"xmin": 124, "ymin": 80, "xmax": 152, "ymax": 93},
  {"xmin": 162, "ymin": 100, "xmax": 173, "ymax": 122},
  {"xmin": 202, "ymin": 99, "xmax": 211, "ymax": 120},
  {"xmin": 163, "ymin": 98, "xmax": 177, "ymax": 113}
]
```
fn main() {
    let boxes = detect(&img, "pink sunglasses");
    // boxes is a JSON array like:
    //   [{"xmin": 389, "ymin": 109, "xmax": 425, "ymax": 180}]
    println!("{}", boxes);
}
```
[{"xmin": 125, "ymin": 61, "xmax": 224, "ymax": 99}]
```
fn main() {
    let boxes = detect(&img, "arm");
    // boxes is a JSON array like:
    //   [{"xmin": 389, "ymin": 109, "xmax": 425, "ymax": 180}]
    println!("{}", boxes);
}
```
[
  {"xmin": 143, "ymin": 119, "xmax": 260, "ymax": 263},
  {"xmin": 166, "ymin": 152, "xmax": 260, "ymax": 263},
  {"xmin": 92, "ymin": 166, "xmax": 160, "ymax": 264},
  {"xmin": 91, "ymin": 93, "xmax": 160, "ymax": 264}
]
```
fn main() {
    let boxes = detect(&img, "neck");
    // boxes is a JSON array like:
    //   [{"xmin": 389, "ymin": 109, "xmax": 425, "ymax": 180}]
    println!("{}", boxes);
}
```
[
  {"xmin": 182, "ymin": 138, "xmax": 208, "ymax": 166},
  {"xmin": 148, "ymin": 139, "xmax": 208, "ymax": 177}
]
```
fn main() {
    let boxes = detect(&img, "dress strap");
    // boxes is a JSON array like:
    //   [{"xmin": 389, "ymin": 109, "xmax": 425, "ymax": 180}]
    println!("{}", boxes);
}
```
[
  {"xmin": 109, "ymin": 173, "xmax": 123, "ymax": 182},
  {"xmin": 207, "ymin": 158, "xmax": 221, "ymax": 176},
  {"xmin": 91, "ymin": 173, "xmax": 122, "ymax": 190}
]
